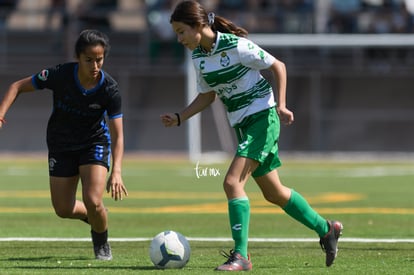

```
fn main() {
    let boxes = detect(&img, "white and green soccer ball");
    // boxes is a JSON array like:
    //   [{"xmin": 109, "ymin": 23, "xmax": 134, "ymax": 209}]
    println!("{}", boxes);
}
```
[{"xmin": 149, "ymin": 230, "xmax": 191, "ymax": 269}]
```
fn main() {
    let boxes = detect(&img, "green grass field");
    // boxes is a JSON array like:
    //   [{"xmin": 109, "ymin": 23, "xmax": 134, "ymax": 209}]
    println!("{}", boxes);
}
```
[{"xmin": 0, "ymin": 154, "xmax": 413, "ymax": 274}]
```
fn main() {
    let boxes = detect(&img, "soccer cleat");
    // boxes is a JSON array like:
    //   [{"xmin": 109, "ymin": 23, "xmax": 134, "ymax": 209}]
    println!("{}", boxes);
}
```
[
  {"xmin": 319, "ymin": 220, "xmax": 343, "ymax": 267},
  {"xmin": 215, "ymin": 250, "xmax": 252, "ymax": 271},
  {"xmin": 94, "ymin": 242, "xmax": 113, "ymax": 260}
]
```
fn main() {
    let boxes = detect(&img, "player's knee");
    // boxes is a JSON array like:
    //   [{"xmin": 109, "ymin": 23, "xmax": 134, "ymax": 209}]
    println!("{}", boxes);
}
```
[
  {"xmin": 262, "ymin": 192, "xmax": 288, "ymax": 207},
  {"xmin": 223, "ymin": 177, "xmax": 244, "ymax": 197},
  {"xmin": 263, "ymin": 194, "xmax": 278, "ymax": 205},
  {"xmin": 84, "ymin": 200, "xmax": 105, "ymax": 215},
  {"xmin": 223, "ymin": 178, "xmax": 235, "ymax": 192},
  {"xmin": 53, "ymin": 207, "xmax": 73, "ymax": 219}
]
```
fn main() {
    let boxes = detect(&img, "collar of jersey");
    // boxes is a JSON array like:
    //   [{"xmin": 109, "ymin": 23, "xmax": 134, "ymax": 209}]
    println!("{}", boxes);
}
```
[
  {"xmin": 74, "ymin": 64, "xmax": 105, "ymax": 95},
  {"xmin": 198, "ymin": 31, "xmax": 220, "ymax": 56}
]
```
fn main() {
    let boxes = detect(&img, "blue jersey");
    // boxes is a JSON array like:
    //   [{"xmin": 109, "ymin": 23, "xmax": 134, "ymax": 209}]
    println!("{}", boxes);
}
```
[{"xmin": 32, "ymin": 62, "xmax": 122, "ymax": 152}]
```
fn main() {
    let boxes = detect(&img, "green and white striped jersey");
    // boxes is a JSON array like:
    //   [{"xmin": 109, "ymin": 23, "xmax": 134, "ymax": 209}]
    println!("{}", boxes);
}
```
[{"xmin": 193, "ymin": 31, "xmax": 276, "ymax": 127}]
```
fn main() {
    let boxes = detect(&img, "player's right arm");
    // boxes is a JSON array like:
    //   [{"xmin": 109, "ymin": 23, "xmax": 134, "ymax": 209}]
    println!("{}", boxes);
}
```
[
  {"xmin": 0, "ymin": 76, "xmax": 35, "ymax": 128},
  {"xmin": 161, "ymin": 90, "xmax": 216, "ymax": 127}
]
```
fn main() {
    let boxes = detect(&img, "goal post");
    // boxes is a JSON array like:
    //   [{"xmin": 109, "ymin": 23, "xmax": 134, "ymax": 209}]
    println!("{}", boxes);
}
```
[
  {"xmin": 248, "ymin": 33, "xmax": 414, "ymax": 48},
  {"xmin": 185, "ymin": 50, "xmax": 235, "ymax": 163},
  {"xmin": 185, "ymin": 49, "xmax": 201, "ymax": 162}
]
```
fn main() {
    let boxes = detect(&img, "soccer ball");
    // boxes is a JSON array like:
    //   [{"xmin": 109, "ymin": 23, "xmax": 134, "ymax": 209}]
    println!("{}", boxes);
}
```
[{"xmin": 149, "ymin": 230, "xmax": 191, "ymax": 269}]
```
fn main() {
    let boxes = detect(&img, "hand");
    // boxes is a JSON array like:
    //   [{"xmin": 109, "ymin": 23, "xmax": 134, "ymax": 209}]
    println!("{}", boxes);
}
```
[
  {"xmin": 276, "ymin": 106, "xmax": 294, "ymax": 126},
  {"xmin": 160, "ymin": 113, "xmax": 179, "ymax": 127},
  {"xmin": 106, "ymin": 172, "xmax": 128, "ymax": 201},
  {"xmin": 0, "ymin": 118, "xmax": 6, "ymax": 129}
]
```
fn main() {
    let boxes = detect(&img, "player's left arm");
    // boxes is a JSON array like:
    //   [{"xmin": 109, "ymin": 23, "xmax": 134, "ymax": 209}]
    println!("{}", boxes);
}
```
[
  {"xmin": 268, "ymin": 59, "xmax": 294, "ymax": 126},
  {"xmin": 107, "ymin": 116, "xmax": 128, "ymax": 200}
]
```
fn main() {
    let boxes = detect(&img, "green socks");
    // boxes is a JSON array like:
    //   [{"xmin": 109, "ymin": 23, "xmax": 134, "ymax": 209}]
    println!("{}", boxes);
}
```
[
  {"xmin": 227, "ymin": 190, "xmax": 328, "ymax": 259},
  {"xmin": 283, "ymin": 189, "xmax": 329, "ymax": 237},
  {"xmin": 228, "ymin": 197, "xmax": 250, "ymax": 259}
]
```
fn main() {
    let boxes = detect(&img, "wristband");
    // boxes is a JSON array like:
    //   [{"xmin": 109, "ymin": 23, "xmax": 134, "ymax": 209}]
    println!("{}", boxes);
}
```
[{"xmin": 175, "ymin": 113, "xmax": 181, "ymax": 126}]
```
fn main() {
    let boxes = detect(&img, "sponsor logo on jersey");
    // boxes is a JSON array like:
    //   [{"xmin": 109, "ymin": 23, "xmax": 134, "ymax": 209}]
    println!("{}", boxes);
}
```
[
  {"xmin": 258, "ymin": 49, "xmax": 265, "ymax": 60},
  {"xmin": 37, "ymin": 69, "xmax": 49, "ymax": 81},
  {"xmin": 217, "ymin": 83, "xmax": 237, "ymax": 97},
  {"xmin": 220, "ymin": 52, "xmax": 230, "ymax": 67},
  {"xmin": 88, "ymin": 103, "xmax": 102, "ymax": 110}
]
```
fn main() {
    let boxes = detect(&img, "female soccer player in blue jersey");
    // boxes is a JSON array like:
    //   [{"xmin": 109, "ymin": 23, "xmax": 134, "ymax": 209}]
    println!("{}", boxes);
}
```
[
  {"xmin": 161, "ymin": 0, "xmax": 343, "ymax": 271},
  {"xmin": 0, "ymin": 29, "xmax": 128, "ymax": 260}
]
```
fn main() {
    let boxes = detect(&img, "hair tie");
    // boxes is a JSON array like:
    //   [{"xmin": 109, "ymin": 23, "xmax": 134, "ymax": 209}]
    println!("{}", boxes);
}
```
[{"xmin": 208, "ymin": 12, "xmax": 215, "ymax": 26}]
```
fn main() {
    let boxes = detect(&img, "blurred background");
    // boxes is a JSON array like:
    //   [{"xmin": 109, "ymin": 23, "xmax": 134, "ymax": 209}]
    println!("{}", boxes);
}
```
[{"xmin": 1, "ymin": 0, "xmax": 414, "ymax": 157}]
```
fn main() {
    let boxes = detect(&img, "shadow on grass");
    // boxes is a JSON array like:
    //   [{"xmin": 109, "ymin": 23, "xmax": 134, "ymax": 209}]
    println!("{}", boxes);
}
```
[
  {"xmin": 13, "ymin": 266, "xmax": 157, "ymax": 271},
  {"xmin": 2, "ymin": 256, "xmax": 161, "ymax": 271},
  {"xmin": 5, "ymin": 256, "xmax": 58, "ymax": 261},
  {"xmin": 341, "ymin": 245, "xmax": 414, "ymax": 252}
]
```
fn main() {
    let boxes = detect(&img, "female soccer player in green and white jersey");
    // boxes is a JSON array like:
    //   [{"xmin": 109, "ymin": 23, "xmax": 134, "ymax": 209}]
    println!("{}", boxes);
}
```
[{"xmin": 161, "ymin": 1, "xmax": 343, "ymax": 271}]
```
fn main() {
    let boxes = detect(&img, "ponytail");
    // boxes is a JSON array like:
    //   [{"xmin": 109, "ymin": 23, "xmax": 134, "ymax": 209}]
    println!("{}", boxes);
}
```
[
  {"xmin": 209, "ymin": 13, "xmax": 248, "ymax": 38},
  {"xmin": 171, "ymin": 0, "xmax": 248, "ymax": 38}
]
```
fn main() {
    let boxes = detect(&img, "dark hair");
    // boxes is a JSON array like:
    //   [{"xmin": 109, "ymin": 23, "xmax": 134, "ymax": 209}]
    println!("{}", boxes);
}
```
[
  {"xmin": 74, "ymin": 29, "xmax": 111, "ymax": 58},
  {"xmin": 170, "ymin": 0, "xmax": 248, "ymax": 37}
]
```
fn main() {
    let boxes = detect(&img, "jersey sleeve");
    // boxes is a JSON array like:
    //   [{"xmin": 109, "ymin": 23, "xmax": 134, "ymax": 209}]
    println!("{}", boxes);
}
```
[
  {"xmin": 106, "ymin": 85, "xmax": 123, "ymax": 120},
  {"xmin": 196, "ymin": 70, "xmax": 212, "ymax": 94},
  {"xmin": 238, "ymin": 37, "xmax": 276, "ymax": 70},
  {"xmin": 31, "ymin": 64, "xmax": 62, "ymax": 90}
]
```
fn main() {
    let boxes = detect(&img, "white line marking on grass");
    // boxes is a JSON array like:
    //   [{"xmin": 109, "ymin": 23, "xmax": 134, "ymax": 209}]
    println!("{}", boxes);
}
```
[{"xmin": 0, "ymin": 237, "xmax": 413, "ymax": 243}]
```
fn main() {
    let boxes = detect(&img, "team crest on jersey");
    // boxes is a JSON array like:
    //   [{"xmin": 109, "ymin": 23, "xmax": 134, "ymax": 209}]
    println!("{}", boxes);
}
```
[
  {"xmin": 220, "ymin": 52, "xmax": 230, "ymax": 67},
  {"xmin": 37, "ymin": 69, "xmax": 49, "ymax": 81}
]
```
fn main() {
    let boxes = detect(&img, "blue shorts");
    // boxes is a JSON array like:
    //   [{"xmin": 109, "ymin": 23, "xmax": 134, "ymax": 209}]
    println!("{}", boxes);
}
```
[{"xmin": 48, "ymin": 145, "xmax": 111, "ymax": 177}]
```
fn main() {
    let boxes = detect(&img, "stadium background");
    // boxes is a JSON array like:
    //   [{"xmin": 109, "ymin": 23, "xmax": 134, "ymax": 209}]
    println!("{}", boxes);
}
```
[{"xmin": 1, "ymin": 0, "xmax": 414, "ymax": 155}]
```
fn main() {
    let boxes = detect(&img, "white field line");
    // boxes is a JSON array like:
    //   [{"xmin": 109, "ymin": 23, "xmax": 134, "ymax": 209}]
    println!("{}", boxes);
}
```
[{"xmin": 0, "ymin": 237, "xmax": 413, "ymax": 243}]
